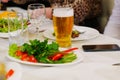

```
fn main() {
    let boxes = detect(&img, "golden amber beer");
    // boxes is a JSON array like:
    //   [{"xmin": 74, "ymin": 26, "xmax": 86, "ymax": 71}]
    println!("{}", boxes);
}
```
[{"xmin": 53, "ymin": 8, "xmax": 74, "ymax": 47}]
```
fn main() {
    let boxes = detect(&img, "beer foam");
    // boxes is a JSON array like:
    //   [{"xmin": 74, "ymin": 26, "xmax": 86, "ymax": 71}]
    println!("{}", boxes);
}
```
[{"xmin": 53, "ymin": 8, "xmax": 73, "ymax": 17}]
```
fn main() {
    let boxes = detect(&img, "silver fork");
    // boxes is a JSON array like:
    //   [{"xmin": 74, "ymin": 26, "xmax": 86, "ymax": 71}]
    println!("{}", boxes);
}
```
[{"xmin": 73, "ymin": 28, "xmax": 86, "ymax": 34}]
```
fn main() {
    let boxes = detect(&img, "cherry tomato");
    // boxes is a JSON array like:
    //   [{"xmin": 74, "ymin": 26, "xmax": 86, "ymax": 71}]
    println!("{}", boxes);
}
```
[
  {"xmin": 29, "ymin": 55, "xmax": 37, "ymax": 63},
  {"xmin": 6, "ymin": 69, "xmax": 14, "ymax": 79},
  {"xmin": 16, "ymin": 50, "xmax": 23, "ymax": 56},
  {"xmin": 21, "ymin": 53, "xmax": 29, "ymax": 61}
]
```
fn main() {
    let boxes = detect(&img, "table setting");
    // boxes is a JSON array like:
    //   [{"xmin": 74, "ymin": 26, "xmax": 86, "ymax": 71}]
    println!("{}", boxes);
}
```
[
  {"xmin": 0, "ymin": 2, "xmax": 120, "ymax": 80},
  {"xmin": 43, "ymin": 25, "xmax": 100, "ymax": 41}
]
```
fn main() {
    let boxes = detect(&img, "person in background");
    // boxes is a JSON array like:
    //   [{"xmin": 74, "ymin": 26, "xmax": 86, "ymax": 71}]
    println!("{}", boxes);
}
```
[
  {"xmin": 104, "ymin": 0, "xmax": 120, "ymax": 39},
  {"xmin": 1, "ymin": 0, "xmax": 51, "ymax": 9},
  {"xmin": 1, "ymin": 0, "xmax": 8, "ymax": 10},
  {"xmin": 49, "ymin": 0, "xmax": 102, "ymax": 32},
  {"xmin": 73, "ymin": 0, "xmax": 102, "ymax": 31},
  {"xmin": 1, "ymin": 0, "xmax": 8, "ymax": 3},
  {"xmin": 2, "ymin": 0, "xmax": 102, "ymax": 32},
  {"xmin": 1, "ymin": 0, "xmax": 52, "ymax": 18}
]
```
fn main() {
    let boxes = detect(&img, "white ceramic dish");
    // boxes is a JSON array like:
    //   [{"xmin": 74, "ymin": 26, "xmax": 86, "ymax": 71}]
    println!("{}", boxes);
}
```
[
  {"xmin": 43, "ymin": 25, "xmax": 100, "ymax": 41},
  {"xmin": 6, "ymin": 49, "xmax": 83, "ymax": 66},
  {"xmin": 0, "ymin": 30, "xmax": 23, "ymax": 38},
  {"xmin": 0, "ymin": 32, "xmax": 9, "ymax": 38}
]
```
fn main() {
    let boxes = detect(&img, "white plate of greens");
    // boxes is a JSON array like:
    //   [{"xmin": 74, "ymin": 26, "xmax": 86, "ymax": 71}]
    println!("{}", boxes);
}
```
[
  {"xmin": 6, "ymin": 39, "xmax": 83, "ymax": 66},
  {"xmin": 0, "ymin": 18, "xmax": 28, "ymax": 38},
  {"xmin": 7, "ymin": 50, "xmax": 83, "ymax": 66}
]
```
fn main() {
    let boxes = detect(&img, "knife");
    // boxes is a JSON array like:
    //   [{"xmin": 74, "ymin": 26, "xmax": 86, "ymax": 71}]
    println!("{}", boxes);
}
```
[{"xmin": 112, "ymin": 63, "xmax": 120, "ymax": 66}]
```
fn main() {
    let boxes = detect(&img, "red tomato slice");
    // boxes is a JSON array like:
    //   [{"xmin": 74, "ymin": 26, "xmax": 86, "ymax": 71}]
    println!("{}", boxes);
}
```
[
  {"xmin": 63, "ymin": 47, "xmax": 78, "ymax": 53},
  {"xmin": 6, "ymin": 69, "xmax": 14, "ymax": 79},
  {"xmin": 52, "ymin": 53, "xmax": 64, "ymax": 61},
  {"xmin": 21, "ymin": 53, "xmax": 29, "ymax": 61},
  {"xmin": 29, "ymin": 55, "xmax": 37, "ymax": 63},
  {"xmin": 16, "ymin": 50, "xmax": 23, "ymax": 56}
]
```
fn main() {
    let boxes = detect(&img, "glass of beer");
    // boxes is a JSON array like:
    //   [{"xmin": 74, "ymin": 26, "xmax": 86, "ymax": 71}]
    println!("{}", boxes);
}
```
[{"xmin": 53, "ymin": 7, "xmax": 74, "ymax": 48}]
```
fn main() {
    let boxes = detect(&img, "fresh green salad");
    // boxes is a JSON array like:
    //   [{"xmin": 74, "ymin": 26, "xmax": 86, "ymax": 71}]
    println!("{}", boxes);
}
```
[
  {"xmin": 0, "ymin": 18, "xmax": 28, "ymax": 33},
  {"xmin": 9, "ymin": 39, "xmax": 77, "ymax": 64}
]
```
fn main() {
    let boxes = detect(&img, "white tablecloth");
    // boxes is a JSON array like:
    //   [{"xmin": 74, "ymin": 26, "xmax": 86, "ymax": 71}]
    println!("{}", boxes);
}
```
[{"xmin": 0, "ymin": 32, "xmax": 120, "ymax": 80}]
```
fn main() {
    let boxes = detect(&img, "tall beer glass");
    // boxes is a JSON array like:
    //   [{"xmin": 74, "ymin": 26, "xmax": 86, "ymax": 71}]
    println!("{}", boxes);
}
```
[{"xmin": 53, "ymin": 7, "xmax": 74, "ymax": 48}]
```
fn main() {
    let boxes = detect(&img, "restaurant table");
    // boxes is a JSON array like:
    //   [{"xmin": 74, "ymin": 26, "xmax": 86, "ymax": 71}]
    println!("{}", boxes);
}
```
[
  {"xmin": 0, "ymin": 29, "xmax": 120, "ymax": 80},
  {"xmin": 0, "ymin": 7, "xmax": 120, "ymax": 80}
]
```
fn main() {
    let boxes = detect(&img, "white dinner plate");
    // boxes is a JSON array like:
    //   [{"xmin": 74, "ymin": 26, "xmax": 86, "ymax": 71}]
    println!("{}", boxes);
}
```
[
  {"xmin": 6, "ymin": 49, "xmax": 83, "ymax": 66},
  {"xmin": 43, "ymin": 25, "xmax": 100, "ymax": 41},
  {"xmin": 0, "ymin": 30, "xmax": 23, "ymax": 38},
  {"xmin": 0, "ymin": 32, "xmax": 9, "ymax": 38},
  {"xmin": 0, "ymin": 29, "xmax": 27, "ymax": 38}
]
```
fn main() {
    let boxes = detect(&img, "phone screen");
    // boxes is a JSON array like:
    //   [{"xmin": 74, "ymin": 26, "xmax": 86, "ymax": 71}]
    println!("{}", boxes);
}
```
[{"xmin": 82, "ymin": 44, "xmax": 120, "ymax": 52}]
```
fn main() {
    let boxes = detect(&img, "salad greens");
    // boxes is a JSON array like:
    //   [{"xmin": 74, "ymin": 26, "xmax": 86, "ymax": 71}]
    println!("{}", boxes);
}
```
[
  {"xmin": 0, "ymin": 18, "xmax": 28, "ymax": 33},
  {"xmin": 9, "ymin": 43, "xmax": 18, "ymax": 57},
  {"xmin": 9, "ymin": 39, "xmax": 77, "ymax": 64}
]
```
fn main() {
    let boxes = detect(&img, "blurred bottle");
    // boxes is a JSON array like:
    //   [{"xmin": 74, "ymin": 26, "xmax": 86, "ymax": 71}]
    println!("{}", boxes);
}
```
[
  {"xmin": 0, "ymin": 62, "xmax": 6, "ymax": 80},
  {"xmin": 0, "ymin": 2, "xmax": 7, "ymax": 10}
]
